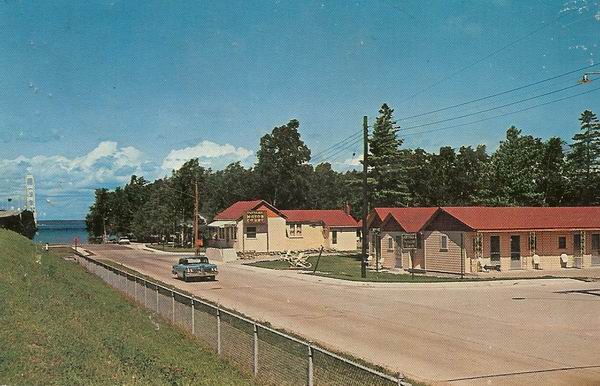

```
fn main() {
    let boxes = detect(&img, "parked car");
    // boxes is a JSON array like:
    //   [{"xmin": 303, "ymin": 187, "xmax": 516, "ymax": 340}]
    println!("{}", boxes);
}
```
[
  {"xmin": 118, "ymin": 237, "xmax": 131, "ymax": 245},
  {"xmin": 172, "ymin": 255, "xmax": 218, "ymax": 282}
]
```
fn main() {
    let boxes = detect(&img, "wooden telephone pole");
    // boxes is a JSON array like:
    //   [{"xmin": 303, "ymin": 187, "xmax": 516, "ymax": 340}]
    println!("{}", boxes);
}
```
[
  {"xmin": 194, "ymin": 181, "xmax": 200, "ymax": 256},
  {"xmin": 361, "ymin": 116, "xmax": 369, "ymax": 279}
]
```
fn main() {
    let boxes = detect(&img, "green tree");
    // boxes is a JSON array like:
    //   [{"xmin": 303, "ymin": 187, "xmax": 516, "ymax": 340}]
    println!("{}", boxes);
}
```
[
  {"xmin": 206, "ymin": 162, "xmax": 257, "ymax": 218},
  {"xmin": 566, "ymin": 110, "xmax": 600, "ymax": 204},
  {"xmin": 368, "ymin": 104, "xmax": 409, "ymax": 207},
  {"xmin": 170, "ymin": 159, "xmax": 209, "ymax": 242},
  {"xmin": 307, "ymin": 162, "xmax": 346, "ymax": 209},
  {"xmin": 85, "ymin": 188, "xmax": 111, "ymax": 237},
  {"xmin": 428, "ymin": 146, "xmax": 458, "ymax": 205},
  {"xmin": 254, "ymin": 119, "xmax": 311, "ymax": 208},
  {"xmin": 485, "ymin": 126, "xmax": 545, "ymax": 206},
  {"xmin": 538, "ymin": 137, "xmax": 566, "ymax": 205},
  {"xmin": 454, "ymin": 145, "xmax": 489, "ymax": 205},
  {"xmin": 406, "ymin": 148, "xmax": 433, "ymax": 206}
]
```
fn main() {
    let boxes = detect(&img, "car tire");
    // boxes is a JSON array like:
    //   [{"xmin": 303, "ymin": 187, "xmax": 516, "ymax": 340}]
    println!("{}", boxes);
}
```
[
  {"xmin": 209, "ymin": 276, "xmax": 215, "ymax": 281},
  {"xmin": 183, "ymin": 273, "xmax": 187, "ymax": 282}
]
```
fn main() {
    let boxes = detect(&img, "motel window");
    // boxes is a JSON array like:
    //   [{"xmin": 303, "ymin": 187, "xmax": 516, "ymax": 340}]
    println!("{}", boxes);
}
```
[
  {"xmin": 440, "ymin": 234, "xmax": 448, "ymax": 251},
  {"xmin": 388, "ymin": 237, "xmax": 394, "ymax": 251},
  {"xmin": 332, "ymin": 230, "xmax": 338, "ymax": 245},
  {"xmin": 246, "ymin": 226, "xmax": 257, "ymax": 239},
  {"xmin": 288, "ymin": 224, "xmax": 302, "ymax": 237},
  {"xmin": 490, "ymin": 235, "xmax": 500, "ymax": 261},
  {"xmin": 592, "ymin": 234, "xmax": 600, "ymax": 251},
  {"xmin": 218, "ymin": 228, "xmax": 225, "ymax": 240},
  {"xmin": 558, "ymin": 236, "xmax": 566, "ymax": 249},
  {"xmin": 231, "ymin": 227, "xmax": 237, "ymax": 240}
]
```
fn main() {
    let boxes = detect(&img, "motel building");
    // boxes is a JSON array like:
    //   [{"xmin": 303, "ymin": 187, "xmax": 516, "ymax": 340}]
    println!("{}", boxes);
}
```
[
  {"xmin": 368, "ymin": 206, "xmax": 600, "ymax": 274},
  {"xmin": 206, "ymin": 200, "xmax": 359, "ymax": 261}
]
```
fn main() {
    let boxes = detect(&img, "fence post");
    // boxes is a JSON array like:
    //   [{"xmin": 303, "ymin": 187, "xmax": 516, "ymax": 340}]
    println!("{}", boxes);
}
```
[
  {"xmin": 171, "ymin": 291, "xmax": 175, "ymax": 323},
  {"xmin": 216, "ymin": 309, "xmax": 222, "ymax": 355},
  {"xmin": 143, "ymin": 279, "xmax": 147, "ymax": 308},
  {"xmin": 191, "ymin": 299, "xmax": 195, "ymax": 335},
  {"xmin": 125, "ymin": 273, "xmax": 129, "ymax": 296},
  {"xmin": 253, "ymin": 323, "xmax": 258, "ymax": 377},
  {"xmin": 156, "ymin": 286, "xmax": 159, "ymax": 313},
  {"xmin": 307, "ymin": 342, "xmax": 314, "ymax": 386}
]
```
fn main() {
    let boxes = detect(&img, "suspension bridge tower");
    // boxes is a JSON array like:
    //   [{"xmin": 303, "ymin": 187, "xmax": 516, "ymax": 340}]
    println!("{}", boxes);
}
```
[{"xmin": 25, "ymin": 174, "xmax": 37, "ymax": 222}]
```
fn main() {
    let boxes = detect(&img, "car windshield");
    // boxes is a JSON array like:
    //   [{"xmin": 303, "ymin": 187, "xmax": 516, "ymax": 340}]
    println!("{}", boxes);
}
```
[{"xmin": 184, "ymin": 257, "xmax": 208, "ymax": 264}]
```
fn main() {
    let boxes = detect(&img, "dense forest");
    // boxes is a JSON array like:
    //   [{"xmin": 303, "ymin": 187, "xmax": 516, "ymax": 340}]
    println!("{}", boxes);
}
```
[{"xmin": 86, "ymin": 105, "xmax": 600, "ymax": 241}]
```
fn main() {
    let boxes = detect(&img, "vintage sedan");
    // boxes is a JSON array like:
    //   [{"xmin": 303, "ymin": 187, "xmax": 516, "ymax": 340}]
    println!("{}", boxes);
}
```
[{"xmin": 172, "ymin": 256, "xmax": 218, "ymax": 282}]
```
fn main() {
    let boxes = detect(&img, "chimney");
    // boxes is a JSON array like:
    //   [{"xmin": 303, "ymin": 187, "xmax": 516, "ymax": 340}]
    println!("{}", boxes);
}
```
[{"xmin": 343, "ymin": 202, "xmax": 351, "ymax": 215}]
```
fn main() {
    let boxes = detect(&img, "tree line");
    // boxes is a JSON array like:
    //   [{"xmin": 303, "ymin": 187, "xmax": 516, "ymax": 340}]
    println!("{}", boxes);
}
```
[{"xmin": 86, "ymin": 106, "xmax": 600, "ymax": 241}]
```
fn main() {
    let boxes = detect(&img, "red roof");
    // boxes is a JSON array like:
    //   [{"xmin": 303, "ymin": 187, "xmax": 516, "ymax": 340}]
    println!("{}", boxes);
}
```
[
  {"xmin": 213, "ymin": 200, "xmax": 264, "ymax": 220},
  {"xmin": 442, "ymin": 206, "xmax": 600, "ymax": 231},
  {"xmin": 380, "ymin": 207, "xmax": 439, "ymax": 233},
  {"xmin": 280, "ymin": 209, "xmax": 359, "ymax": 228}
]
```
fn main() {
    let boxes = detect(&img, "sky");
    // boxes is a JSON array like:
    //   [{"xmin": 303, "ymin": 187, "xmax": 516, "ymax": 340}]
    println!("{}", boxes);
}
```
[{"xmin": 1, "ymin": 0, "xmax": 599, "ymax": 219}]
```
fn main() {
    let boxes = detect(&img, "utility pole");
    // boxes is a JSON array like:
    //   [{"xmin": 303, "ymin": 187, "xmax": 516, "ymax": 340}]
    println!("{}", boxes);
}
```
[
  {"xmin": 361, "ymin": 115, "xmax": 369, "ymax": 279},
  {"xmin": 194, "ymin": 180, "xmax": 200, "ymax": 256}
]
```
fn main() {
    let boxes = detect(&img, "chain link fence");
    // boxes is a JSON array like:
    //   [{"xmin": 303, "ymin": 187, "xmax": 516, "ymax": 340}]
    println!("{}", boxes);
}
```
[{"xmin": 76, "ymin": 254, "xmax": 410, "ymax": 386}]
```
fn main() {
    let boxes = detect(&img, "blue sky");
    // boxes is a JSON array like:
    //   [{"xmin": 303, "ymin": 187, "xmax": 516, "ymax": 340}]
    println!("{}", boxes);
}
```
[{"xmin": 1, "ymin": 0, "xmax": 599, "ymax": 219}]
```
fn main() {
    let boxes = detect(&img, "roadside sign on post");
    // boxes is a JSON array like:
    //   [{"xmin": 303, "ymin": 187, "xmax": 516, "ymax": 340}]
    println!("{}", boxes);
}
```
[
  {"xmin": 74, "ymin": 236, "xmax": 80, "ymax": 251},
  {"xmin": 402, "ymin": 234, "xmax": 417, "ymax": 249}
]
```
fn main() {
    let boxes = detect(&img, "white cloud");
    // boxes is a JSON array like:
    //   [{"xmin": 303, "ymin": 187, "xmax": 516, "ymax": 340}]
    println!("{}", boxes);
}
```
[
  {"xmin": 326, "ymin": 154, "xmax": 363, "ymax": 172},
  {"xmin": 161, "ymin": 140, "xmax": 253, "ymax": 171},
  {"xmin": 0, "ymin": 141, "xmax": 152, "ymax": 217}
]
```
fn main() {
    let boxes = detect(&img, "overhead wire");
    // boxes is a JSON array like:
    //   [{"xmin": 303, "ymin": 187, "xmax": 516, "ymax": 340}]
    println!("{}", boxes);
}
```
[
  {"xmin": 398, "ymin": 63, "xmax": 599, "ymax": 121},
  {"xmin": 310, "ymin": 130, "xmax": 362, "ymax": 161},
  {"xmin": 400, "ymin": 84, "xmax": 600, "ymax": 138},
  {"xmin": 396, "ymin": 11, "xmax": 577, "ymax": 105},
  {"xmin": 401, "ymin": 82, "xmax": 583, "ymax": 131}
]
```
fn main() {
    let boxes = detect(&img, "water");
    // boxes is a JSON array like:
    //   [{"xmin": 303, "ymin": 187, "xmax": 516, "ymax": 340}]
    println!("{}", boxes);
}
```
[{"xmin": 34, "ymin": 220, "xmax": 89, "ymax": 245}]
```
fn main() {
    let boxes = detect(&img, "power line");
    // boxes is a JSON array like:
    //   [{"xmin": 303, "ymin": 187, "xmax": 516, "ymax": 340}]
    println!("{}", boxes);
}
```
[
  {"xmin": 402, "ymin": 82, "xmax": 582, "ymax": 131},
  {"xmin": 400, "ymin": 84, "xmax": 600, "ymax": 138},
  {"xmin": 312, "ymin": 136, "xmax": 363, "ymax": 165},
  {"xmin": 310, "ymin": 130, "xmax": 362, "ymax": 161},
  {"xmin": 396, "ymin": 12, "xmax": 574, "ymax": 105},
  {"xmin": 398, "ymin": 63, "xmax": 599, "ymax": 121}
]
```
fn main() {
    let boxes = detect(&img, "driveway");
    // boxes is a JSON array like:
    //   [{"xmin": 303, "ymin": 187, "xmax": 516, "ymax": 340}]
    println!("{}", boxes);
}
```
[{"xmin": 83, "ymin": 244, "xmax": 600, "ymax": 385}]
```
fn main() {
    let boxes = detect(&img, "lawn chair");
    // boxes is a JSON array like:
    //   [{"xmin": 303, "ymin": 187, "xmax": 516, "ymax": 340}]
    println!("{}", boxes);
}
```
[
  {"xmin": 560, "ymin": 253, "xmax": 568, "ymax": 268},
  {"xmin": 532, "ymin": 254, "xmax": 541, "ymax": 270},
  {"xmin": 285, "ymin": 251, "xmax": 311, "ymax": 269},
  {"xmin": 477, "ymin": 258, "xmax": 488, "ymax": 272}
]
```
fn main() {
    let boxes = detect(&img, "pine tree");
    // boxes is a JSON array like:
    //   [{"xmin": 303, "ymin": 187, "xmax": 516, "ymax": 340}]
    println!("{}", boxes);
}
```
[
  {"xmin": 368, "ymin": 104, "xmax": 409, "ymax": 207},
  {"xmin": 566, "ymin": 110, "xmax": 600, "ymax": 204}
]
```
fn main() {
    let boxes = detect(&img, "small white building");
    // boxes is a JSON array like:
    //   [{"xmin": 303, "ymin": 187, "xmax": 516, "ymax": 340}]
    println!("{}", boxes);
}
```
[{"xmin": 206, "ymin": 200, "xmax": 359, "ymax": 260}]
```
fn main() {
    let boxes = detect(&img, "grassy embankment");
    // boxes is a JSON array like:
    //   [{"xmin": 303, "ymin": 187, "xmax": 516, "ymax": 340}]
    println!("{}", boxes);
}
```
[
  {"xmin": 0, "ymin": 229, "xmax": 253, "ymax": 386},
  {"xmin": 248, "ymin": 254, "xmax": 556, "ymax": 282}
]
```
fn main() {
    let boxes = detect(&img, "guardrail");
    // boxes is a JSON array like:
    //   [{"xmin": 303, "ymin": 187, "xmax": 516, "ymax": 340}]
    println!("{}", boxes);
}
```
[{"xmin": 75, "ymin": 254, "xmax": 411, "ymax": 386}]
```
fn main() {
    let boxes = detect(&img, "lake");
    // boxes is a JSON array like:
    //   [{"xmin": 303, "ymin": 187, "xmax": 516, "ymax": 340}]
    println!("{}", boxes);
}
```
[{"xmin": 34, "ymin": 220, "xmax": 89, "ymax": 245}]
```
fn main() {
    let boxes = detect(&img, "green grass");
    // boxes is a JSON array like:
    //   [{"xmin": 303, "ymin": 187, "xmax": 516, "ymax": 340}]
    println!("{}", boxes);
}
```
[
  {"xmin": 0, "ymin": 229, "xmax": 253, "ymax": 386},
  {"xmin": 145, "ymin": 244, "xmax": 206, "ymax": 253},
  {"xmin": 248, "ymin": 254, "xmax": 555, "ymax": 283},
  {"xmin": 96, "ymin": 257, "xmax": 426, "ymax": 385}
]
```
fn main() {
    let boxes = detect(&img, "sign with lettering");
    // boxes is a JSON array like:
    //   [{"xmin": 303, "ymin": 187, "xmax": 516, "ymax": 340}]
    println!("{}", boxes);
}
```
[
  {"xmin": 244, "ymin": 210, "xmax": 267, "ymax": 225},
  {"xmin": 402, "ymin": 233, "xmax": 417, "ymax": 249}
]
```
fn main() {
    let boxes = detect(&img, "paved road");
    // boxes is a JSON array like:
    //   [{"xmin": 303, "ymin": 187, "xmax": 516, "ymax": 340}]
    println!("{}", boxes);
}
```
[{"xmin": 84, "ymin": 244, "xmax": 600, "ymax": 385}]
